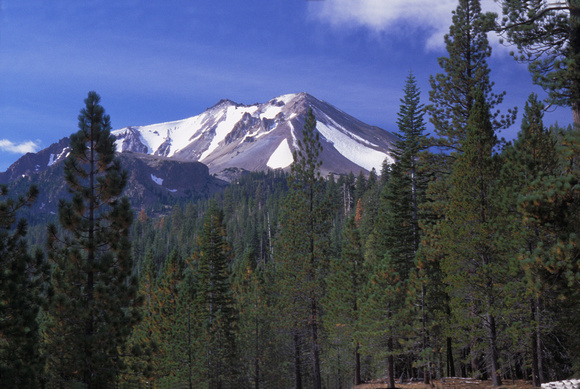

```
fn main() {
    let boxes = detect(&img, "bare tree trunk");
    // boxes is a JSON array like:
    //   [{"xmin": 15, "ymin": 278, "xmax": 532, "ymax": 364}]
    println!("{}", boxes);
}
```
[
  {"xmin": 531, "ymin": 299, "xmax": 540, "ymax": 387},
  {"xmin": 388, "ymin": 336, "xmax": 396, "ymax": 388},
  {"xmin": 536, "ymin": 296, "xmax": 545, "ymax": 383},
  {"xmin": 447, "ymin": 337, "xmax": 456, "ymax": 377},
  {"xmin": 294, "ymin": 331, "xmax": 303, "ymax": 389},
  {"xmin": 354, "ymin": 342, "xmax": 362, "ymax": 386},
  {"xmin": 311, "ymin": 298, "xmax": 322, "ymax": 389},
  {"xmin": 487, "ymin": 313, "xmax": 502, "ymax": 387}
]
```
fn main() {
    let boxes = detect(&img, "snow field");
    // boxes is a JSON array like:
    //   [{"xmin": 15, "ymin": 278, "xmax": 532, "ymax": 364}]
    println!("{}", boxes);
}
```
[
  {"xmin": 316, "ymin": 122, "xmax": 392, "ymax": 172},
  {"xmin": 267, "ymin": 138, "xmax": 294, "ymax": 169}
]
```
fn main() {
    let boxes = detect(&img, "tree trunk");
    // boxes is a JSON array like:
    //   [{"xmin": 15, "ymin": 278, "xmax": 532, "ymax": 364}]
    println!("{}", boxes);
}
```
[
  {"xmin": 487, "ymin": 313, "xmax": 502, "ymax": 387},
  {"xmin": 447, "ymin": 337, "xmax": 456, "ymax": 377},
  {"xmin": 294, "ymin": 331, "xmax": 302, "ymax": 389},
  {"xmin": 530, "ymin": 299, "xmax": 540, "ymax": 387},
  {"xmin": 388, "ymin": 336, "xmax": 396, "ymax": 388},
  {"xmin": 536, "ymin": 296, "xmax": 545, "ymax": 383},
  {"xmin": 354, "ymin": 342, "xmax": 362, "ymax": 386},
  {"xmin": 422, "ymin": 284, "xmax": 430, "ymax": 385},
  {"xmin": 311, "ymin": 298, "xmax": 322, "ymax": 389}
]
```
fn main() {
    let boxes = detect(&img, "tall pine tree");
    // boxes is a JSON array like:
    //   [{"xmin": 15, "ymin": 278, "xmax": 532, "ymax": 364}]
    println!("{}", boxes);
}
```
[
  {"xmin": 441, "ymin": 90, "xmax": 505, "ymax": 386},
  {"xmin": 45, "ymin": 91, "xmax": 140, "ymax": 388},
  {"xmin": 195, "ymin": 202, "xmax": 237, "ymax": 388},
  {"xmin": 274, "ymin": 107, "xmax": 331, "ymax": 389}
]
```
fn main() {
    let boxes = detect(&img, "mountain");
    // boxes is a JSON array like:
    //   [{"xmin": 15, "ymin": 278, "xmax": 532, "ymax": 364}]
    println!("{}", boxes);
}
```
[
  {"xmin": 1, "ymin": 150, "xmax": 227, "ymax": 218},
  {"xmin": 0, "ymin": 92, "xmax": 397, "ymax": 214},
  {"xmin": 112, "ymin": 92, "xmax": 397, "ymax": 176}
]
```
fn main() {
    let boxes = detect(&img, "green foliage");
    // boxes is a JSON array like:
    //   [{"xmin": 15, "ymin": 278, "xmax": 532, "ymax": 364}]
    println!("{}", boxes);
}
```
[
  {"xmin": 323, "ymin": 217, "xmax": 366, "ymax": 386},
  {"xmin": 44, "ymin": 92, "xmax": 140, "ymax": 388},
  {"xmin": 0, "ymin": 185, "xmax": 48, "ymax": 387},
  {"xmin": 497, "ymin": 0, "xmax": 580, "ymax": 126},
  {"xmin": 429, "ymin": 0, "xmax": 516, "ymax": 149},
  {"xmin": 274, "ymin": 107, "xmax": 332, "ymax": 389},
  {"xmin": 195, "ymin": 202, "xmax": 237, "ymax": 388}
]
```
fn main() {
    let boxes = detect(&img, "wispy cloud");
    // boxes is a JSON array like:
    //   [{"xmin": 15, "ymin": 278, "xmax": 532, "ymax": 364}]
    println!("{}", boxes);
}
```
[
  {"xmin": 0, "ymin": 139, "xmax": 40, "ymax": 154},
  {"xmin": 309, "ymin": 0, "xmax": 503, "ymax": 51}
]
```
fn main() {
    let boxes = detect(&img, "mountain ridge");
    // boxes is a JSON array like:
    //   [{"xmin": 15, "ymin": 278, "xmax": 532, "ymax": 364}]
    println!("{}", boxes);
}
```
[
  {"xmin": 112, "ymin": 92, "xmax": 397, "ymax": 176},
  {"xmin": 1, "ymin": 93, "xmax": 397, "ymax": 186}
]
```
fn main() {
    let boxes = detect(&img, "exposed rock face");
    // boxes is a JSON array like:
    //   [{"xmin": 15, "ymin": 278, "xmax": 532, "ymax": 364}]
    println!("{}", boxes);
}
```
[
  {"xmin": 1, "ymin": 151, "xmax": 226, "ymax": 215},
  {"xmin": 0, "ymin": 137, "xmax": 70, "ymax": 184},
  {"xmin": 1, "ymin": 92, "xmax": 397, "ymax": 208},
  {"xmin": 112, "ymin": 92, "xmax": 397, "ymax": 176}
]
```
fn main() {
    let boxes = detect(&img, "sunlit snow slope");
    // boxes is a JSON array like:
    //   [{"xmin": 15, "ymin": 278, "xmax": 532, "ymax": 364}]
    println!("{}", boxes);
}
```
[{"xmin": 112, "ymin": 93, "xmax": 396, "ymax": 176}]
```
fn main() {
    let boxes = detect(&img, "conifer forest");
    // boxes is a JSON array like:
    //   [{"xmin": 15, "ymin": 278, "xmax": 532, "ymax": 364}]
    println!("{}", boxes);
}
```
[{"xmin": 1, "ymin": 0, "xmax": 579, "ymax": 388}]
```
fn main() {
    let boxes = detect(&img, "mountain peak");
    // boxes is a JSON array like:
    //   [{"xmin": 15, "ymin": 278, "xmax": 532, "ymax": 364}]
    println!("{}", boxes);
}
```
[
  {"xmin": 1, "ymin": 93, "xmax": 397, "ymax": 184},
  {"xmin": 112, "ymin": 92, "xmax": 396, "ymax": 176}
]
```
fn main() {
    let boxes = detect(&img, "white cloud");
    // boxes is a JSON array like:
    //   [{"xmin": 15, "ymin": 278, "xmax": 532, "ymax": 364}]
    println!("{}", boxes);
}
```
[
  {"xmin": 310, "ymin": 0, "xmax": 504, "ymax": 51},
  {"xmin": 0, "ymin": 139, "xmax": 40, "ymax": 154}
]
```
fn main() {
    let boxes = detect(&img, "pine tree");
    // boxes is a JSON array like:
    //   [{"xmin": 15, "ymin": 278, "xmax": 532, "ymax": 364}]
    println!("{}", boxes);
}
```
[
  {"xmin": 429, "ymin": 0, "xmax": 516, "ymax": 150},
  {"xmin": 274, "ymin": 107, "xmax": 331, "ymax": 389},
  {"xmin": 499, "ymin": 94, "xmax": 559, "ymax": 386},
  {"xmin": 0, "ymin": 185, "xmax": 48, "ymax": 387},
  {"xmin": 45, "ymin": 91, "xmax": 140, "ymax": 388},
  {"xmin": 440, "ymin": 90, "xmax": 505, "ymax": 386},
  {"xmin": 424, "ymin": 0, "xmax": 515, "ymax": 377},
  {"xmin": 195, "ymin": 202, "xmax": 237, "ymax": 388},
  {"xmin": 232, "ymin": 246, "xmax": 272, "ymax": 389},
  {"xmin": 324, "ymin": 216, "xmax": 366, "ymax": 387},
  {"xmin": 497, "ymin": 0, "xmax": 580, "ymax": 127}
]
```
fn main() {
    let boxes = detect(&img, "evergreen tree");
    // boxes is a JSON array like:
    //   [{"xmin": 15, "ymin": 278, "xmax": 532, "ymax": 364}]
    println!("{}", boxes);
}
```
[
  {"xmin": 232, "ymin": 246, "xmax": 272, "ymax": 389},
  {"xmin": 497, "ymin": 0, "xmax": 580, "ymax": 127},
  {"xmin": 517, "ymin": 122, "xmax": 580, "ymax": 374},
  {"xmin": 195, "ymin": 202, "xmax": 237, "ymax": 388},
  {"xmin": 323, "ymin": 217, "xmax": 366, "ymax": 387},
  {"xmin": 124, "ymin": 250, "xmax": 163, "ymax": 383},
  {"xmin": 0, "ymin": 185, "xmax": 48, "ymax": 387},
  {"xmin": 424, "ymin": 0, "xmax": 515, "ymax": 376},
  {"xmin": 440, "ymin": 90, "xmax": 505, "ymax": 385},
  {"xmin": 274, "ymin": 107, "xmax": 331, "ymax": 389},
  {"xmin": 45, "ymin": 91, "xmax": 140, "ymax": 388},
  {"xmin": 429, "ymin": 0, "xmax": 516, "ymax": 150},
  {"xmin": 359, "ymin": 73, "xmax": 428, "ymax": 387},
  {"xmin": 498, "ymin": 94, "xmax": 559, "ymax": 386}
]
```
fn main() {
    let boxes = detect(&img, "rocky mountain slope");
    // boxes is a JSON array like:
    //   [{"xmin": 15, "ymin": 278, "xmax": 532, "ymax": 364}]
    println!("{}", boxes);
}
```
[
  {"xmin": 0, "ymin": 92, "xmax": 397, "ymax": 215},
  {"xmin": 112, "ymin": 92, "xmax": 397, "ymax": 176}
]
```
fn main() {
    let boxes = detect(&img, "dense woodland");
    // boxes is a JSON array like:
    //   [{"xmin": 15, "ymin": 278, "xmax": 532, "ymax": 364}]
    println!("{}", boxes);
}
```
[{"xmin": 1, "ymin": 0, "xmax": 579, "ymax": 388}]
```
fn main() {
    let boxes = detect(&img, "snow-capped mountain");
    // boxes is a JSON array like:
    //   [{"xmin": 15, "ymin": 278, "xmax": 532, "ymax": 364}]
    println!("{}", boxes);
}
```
[{"xmin": 112, "ymin": 93, "xmax": 397, "ymax": 176}]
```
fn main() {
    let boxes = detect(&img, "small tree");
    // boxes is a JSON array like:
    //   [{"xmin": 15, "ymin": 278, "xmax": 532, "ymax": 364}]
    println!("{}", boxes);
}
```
[{"xmin": 45, "ymin": 91, "xmax": 140, "ymax": 388}]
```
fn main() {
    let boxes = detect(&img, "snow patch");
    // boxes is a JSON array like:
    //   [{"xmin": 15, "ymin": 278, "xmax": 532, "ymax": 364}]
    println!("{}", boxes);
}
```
[
  {"xmin": 316, "ymin": 122, "xmax": 392, "ymax": 171},
  {"xmin": 151, "ymin": 174, "xmax": 163, "ymax": 185},
  {"xmin": 289, "ymin": 122, "xmax": 299, "ymax": 149},
  {"xmin": 48, "ymin": 147, "xmax": 70, "ymax": 167},
  {"xmin": 199, "ymin": 105, "xmax": 255, "ymax": 161},
  {"xmin": 267, "ymin": 138, "xmax": 294, "ymax": 169}
]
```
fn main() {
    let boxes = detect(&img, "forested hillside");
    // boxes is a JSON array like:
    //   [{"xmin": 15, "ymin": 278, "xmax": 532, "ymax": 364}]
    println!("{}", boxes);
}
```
[{"xmin": 1, "ymin": 0, "xmax": 579, "ymax": 388}]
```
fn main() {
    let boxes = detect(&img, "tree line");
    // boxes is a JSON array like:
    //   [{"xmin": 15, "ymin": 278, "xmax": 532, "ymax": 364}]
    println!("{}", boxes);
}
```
[{"xmin": 1, "ymin": 0, "xmax": 579, "ymax": 388}]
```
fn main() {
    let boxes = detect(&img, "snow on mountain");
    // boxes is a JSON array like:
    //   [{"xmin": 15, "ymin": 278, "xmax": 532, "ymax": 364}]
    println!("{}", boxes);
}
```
[
  {"xmin": 112, "ymin": 92, "xmax": 397, "ymax": 176},
  {"xmin": 267, "ymin": 138, "xmax": 294, "ymax": 170}
]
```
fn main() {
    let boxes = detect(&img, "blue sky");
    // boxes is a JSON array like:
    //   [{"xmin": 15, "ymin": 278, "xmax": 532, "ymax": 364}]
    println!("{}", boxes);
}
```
[{"xmin": 0, "ymin": 0, "xmax": 573, "ymax": 172}]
